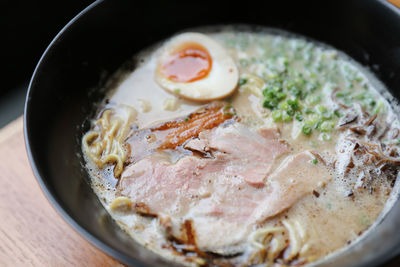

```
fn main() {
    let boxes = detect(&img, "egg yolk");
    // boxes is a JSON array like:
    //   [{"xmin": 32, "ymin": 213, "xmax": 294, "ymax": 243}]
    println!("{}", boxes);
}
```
[{"xmin": 161, "ymin": 42, "xmax": 212, "ymax": 83}]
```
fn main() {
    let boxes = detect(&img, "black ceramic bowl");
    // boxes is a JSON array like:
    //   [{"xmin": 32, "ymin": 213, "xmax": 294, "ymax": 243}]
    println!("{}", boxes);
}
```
[{"xmin": 24, "ymin": 0, "xmax": 400, "ymax": 266}]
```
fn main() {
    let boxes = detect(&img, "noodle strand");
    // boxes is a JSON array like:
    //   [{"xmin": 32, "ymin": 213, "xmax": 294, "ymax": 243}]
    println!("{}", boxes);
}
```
[{"xmin": 82, "ymin": 106, "xmax": 136, "ymax": 177}]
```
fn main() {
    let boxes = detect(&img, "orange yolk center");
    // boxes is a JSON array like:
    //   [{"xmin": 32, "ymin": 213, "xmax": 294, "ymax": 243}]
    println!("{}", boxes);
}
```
[{"xmin": 161, "ymin": 42, "xmax": 212, "ymax": 83}]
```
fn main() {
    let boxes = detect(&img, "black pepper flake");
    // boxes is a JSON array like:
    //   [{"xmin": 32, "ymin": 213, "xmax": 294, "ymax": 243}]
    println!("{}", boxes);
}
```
[
  {"xmin": 346, "ymin": 190, "xmax": 354, "ymax": 197},
  {"xmin": 312, "ymin": 190, "xmax": 320, "ymax": 198}
]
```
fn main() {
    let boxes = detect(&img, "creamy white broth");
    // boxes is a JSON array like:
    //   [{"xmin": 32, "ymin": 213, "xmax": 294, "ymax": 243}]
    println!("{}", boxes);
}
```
[
  {"xmin": 82, "ymin": 28, "xmax": 399, "ymax": 266},
  {"xmin": 108, "ymin": 55, "xmax": 204, "ymax": 129}
]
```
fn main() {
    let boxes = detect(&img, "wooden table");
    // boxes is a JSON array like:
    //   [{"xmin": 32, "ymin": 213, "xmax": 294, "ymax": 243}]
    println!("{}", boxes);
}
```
[
  {"xmin": 0, "ymin": 117, "xmax": 122, "ymax": 266},
  {"xmin": 389, "ymin": 0, "xmax": 400, "ymax": 9}
]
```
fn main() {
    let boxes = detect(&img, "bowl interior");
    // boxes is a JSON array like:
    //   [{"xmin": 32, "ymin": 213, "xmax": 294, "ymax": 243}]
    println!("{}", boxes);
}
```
[{"xmin": 25, "ymin": 0, "xmax": 400, "ymax": 266}]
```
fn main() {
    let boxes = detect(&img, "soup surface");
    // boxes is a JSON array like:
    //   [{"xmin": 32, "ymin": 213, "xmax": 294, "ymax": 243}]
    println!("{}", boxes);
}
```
[{"xmin": 82, "ymin": 28, "xmax": 400, "ymax": 266}]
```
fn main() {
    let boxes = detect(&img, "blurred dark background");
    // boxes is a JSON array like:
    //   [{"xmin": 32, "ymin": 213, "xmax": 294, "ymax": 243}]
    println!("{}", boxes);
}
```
[{"xmin": 0, "ymin": 0, "xmax": 94, "ymax": 128}]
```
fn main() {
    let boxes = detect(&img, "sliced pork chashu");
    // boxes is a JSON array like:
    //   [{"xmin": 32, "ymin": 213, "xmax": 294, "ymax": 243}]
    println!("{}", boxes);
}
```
[
  {"xmin": 125, "ymin": 101, "xmax": 236, "ymax": 163},
  {"xmin": 184, "ymin": 124, "xmax": 286, "ymax": 186},
  {"xmin": 118, "ymin": 121, "xmax": 332, "ymax": 253}
]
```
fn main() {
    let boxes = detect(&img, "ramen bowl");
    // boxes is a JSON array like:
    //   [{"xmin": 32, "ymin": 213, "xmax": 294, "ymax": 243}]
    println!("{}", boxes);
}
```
[{"xmin": 24, "ymin": 0, "xmax": 400, "ymax": 266}]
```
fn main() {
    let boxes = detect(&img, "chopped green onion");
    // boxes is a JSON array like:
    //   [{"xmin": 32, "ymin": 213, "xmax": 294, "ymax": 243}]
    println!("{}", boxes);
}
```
[
  {"xmin": 305, "ymin": 115, "xmax": 319, "ymax": 125},
  {"xmin": 334, "ymin": 110, "xmax": 341, "ymax": 118},
  {"xmin": 335, "ymin": 91, "xmax": 347, "ymax": 98},
  {"xmin": 239, "ymin": 59, "xmax": 249, "ymax": 67},
  {"xmin": 283, "ymin": 114, "xmax": 292, "ymax": 122},
  {"xmin": 320, "ymin": 132, "xmax": 331, "ymax": 141},
  {"xmin": 320, "ymin": 121, "xmax": 335, "ymax": 132},
  {"xmin": 374, "ymin": 100, "xmax": 384, "ymax": 114},
  {"xmin": 223, "ymin": 105, "xmax": 236, "ymax": 116},
  {"xmin": 314, "ymin": 121, "xmax": 322, "ymax": 130},
  {"xmin": 239, "ymin": 78, "xmax": 247, "ymax": 85},
  {"xmin": 272, "ymin": 110, "xmax": 283, "ymax": 122},
  {"xmin": 286, "ymin": 81, "xmax": 295, "ymax": 89},
  {"xmin": 306, "ymin": 95, "xmax": 321, "ymax": 105},
  {"xmin": 305, "ymin": 108, "xmax": 314, "ymax": 114},
  {"xmin": 302, "ymin": 124, "xmax": 312, "ymax": 135},
  {"xmin": 295, "ymin": 113, "xmax": 303, "ymax": 121},
  {"xmin": 276, "ymin": 92, "xmax": 287, "ymax": 100},
  {"xmin": 368, "ymin": 99, "xmax": 376, "ymax": 107},
  {"xmin": 263, "ymin": 88, "xmax": 275, "ymax": 98},
  {"xmin": 287, "ymin": 99, "xmax": 300, "ymax": 110},
  {"xmin": 315, "ymin": 104, "xmax": 327, "ymax": 114},
  {"xmin": 279, "ymin": 102, "xmax": 289, "ymax": 110},
  {"xmin": 306, "ymin": 83, "xmax": 317, "ymax": 93},
  {"xmin": 263, "ymin": 99, "xmax": 278, "ymax": 109},
  {"xmin": 290, "ymin": 87, "xmax": 302, "ymax": 97},
  {"xmin": 286, "ymin": 109, "xmax": 295, "ymax": 116},
  {"xmin": 321, "ymin": 113, "xmax": 333, "ymax": 120},
  {"xmin": 353, "ymin": 93, "xmax": 366, "ymax": 100}
]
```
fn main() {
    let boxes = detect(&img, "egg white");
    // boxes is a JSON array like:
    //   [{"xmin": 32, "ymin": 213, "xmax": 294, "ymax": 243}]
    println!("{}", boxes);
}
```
[{"xmin": 155, "ymin": 32, "xmax": 239, "ymax": 101}]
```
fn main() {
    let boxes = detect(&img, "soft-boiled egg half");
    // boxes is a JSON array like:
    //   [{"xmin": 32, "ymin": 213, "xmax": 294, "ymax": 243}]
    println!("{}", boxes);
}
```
[{"xmin": 155, "ymin": 32, "xmax": 239, "ymax": 101}]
